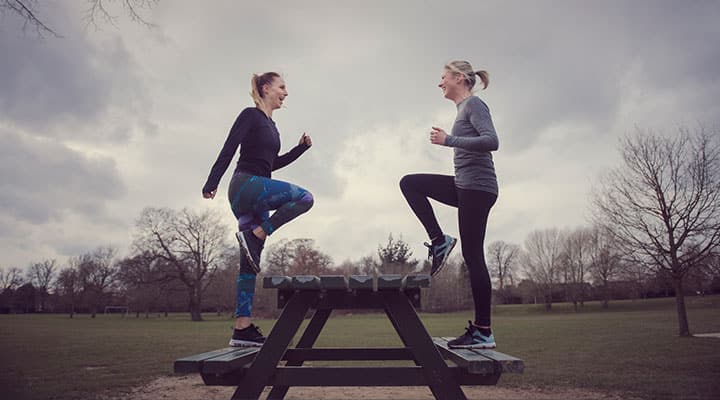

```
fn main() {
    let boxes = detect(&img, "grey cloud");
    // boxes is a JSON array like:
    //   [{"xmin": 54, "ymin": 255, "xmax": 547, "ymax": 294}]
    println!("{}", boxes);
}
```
[
  {"xmin": 0, "ymin": 9, "xmax": 152, "ymax": 143},
  {"xmin": 0, "ymin": 130, "xmax": 126, "ymax": 224}
]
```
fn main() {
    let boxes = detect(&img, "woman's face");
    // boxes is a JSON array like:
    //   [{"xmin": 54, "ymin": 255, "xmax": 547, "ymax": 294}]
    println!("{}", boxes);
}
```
[
  {"xmin": 438, "ymin": 69, "xmax": 464, "ymax": 99},
  {"xmin": 263, "ymin": 77, "xmax": 288, "ymax": 110}
]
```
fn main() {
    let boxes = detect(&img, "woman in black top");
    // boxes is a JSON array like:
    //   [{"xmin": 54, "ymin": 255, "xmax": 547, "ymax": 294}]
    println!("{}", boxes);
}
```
[{"xmin": 202, "ymin": 72, "xmax": 313, "ymax": 346}]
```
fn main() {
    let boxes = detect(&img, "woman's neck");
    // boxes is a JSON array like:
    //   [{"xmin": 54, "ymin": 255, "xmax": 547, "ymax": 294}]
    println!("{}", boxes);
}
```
[
  {"xmin": 257, "ymin": 103, "xmax": 273, "ymax": 119},
  {"xmin": 451, "ymin": 90, "xmax": 473, "ymax": 105}
]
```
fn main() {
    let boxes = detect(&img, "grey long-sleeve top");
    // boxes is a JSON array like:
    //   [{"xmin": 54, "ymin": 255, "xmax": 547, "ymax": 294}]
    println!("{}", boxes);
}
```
[{"xmin": 444, "ymin": 96, "xmax": 499, "ymax": 194}]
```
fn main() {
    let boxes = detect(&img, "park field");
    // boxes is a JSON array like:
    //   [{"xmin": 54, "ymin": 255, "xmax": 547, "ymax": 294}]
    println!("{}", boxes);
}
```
[{"xmin": 1, "ymin": 296, "xmax": 720, "ymax": 400}]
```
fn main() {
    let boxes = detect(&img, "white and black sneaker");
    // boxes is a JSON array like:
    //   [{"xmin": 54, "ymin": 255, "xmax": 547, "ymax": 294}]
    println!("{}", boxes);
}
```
[
  {"xmin": 236, "ymin": 230, "xmax": 263, "ymax": 273},
  {"xmin": 229, "ymin": 324, "xmax": 265, "ymax": 347}
]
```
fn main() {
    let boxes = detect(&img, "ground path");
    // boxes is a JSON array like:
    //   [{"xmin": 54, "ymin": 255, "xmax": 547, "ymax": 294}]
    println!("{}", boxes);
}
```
[{"xmin": 105, "ymin": 375, "xmax": 639, "ymax": 400}]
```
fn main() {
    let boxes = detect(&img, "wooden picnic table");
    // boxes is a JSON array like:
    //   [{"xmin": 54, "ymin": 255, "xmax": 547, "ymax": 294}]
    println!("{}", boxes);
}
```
[{"xmin": 175, "ymin": 274, "xmax": 524, "ymax": 400}]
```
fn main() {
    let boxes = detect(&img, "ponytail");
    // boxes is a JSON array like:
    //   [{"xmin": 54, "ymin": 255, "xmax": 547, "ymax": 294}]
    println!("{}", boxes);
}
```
[
  {"xmin": 250, "ymin": 74, "xmax": 262, "ymax": 106},
  {"xmin": 476, "ymin": 70, "xmax": 489, "ymax": 90}
]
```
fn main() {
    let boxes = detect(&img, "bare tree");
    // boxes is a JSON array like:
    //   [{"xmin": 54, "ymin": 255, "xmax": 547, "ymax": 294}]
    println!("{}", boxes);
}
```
[
  {"xmin": 56, "ymin": 265, "xmax": 81, "ymax": 318},
  {"xmin": 561, "ymin": 227, "xmax": 593, "ymax": 311},
  {"xmin": 0, "ymin": 266, "xmax": 24, "ymax": 291},
  {"xmin": 262, "ymin": 238, "xmax": 334, "ymax": 276},
  {"xmin": 263, "ymin": 239, "xmax": 294, "ymax": 275},
  {"xmin": 204, "ymin": 251, "xmax": 239, "ymax": 316},
  {"xmin": 593, "ymin": 126, "xmax": 720, "ymax": 336},
  {"xmin": 116, "ymin": 251, "xmax": 175, "ymax": 317},
  {"xmin": 26, "ymin": 259, "xmax": 57, "ymax": 312},
  {"xmin": 1, "ymin": 0, "xmax": 157, "ymax": 37},
  {"xmin": 133, "ymin": 207, "xmax": 229, "ymax": 321},
  {"xmin": 587, "ymin": 225, "xmax": 623, "ymax": 308},
  {"xmin": 288, "ymin": 239, "xmax": 333, "ymax": 276},
  {"xmin": 486, "ymin": 240, "xmax": 520, "ymax": 304},
  {"xmin": 359, "ymin": 255, "xmax": 379, "ymax": 275},
  {"xmin": 77, "ymin": 246, "xmax": 119, "ymax": 318},
  {"xmin": 523, "ymin": 228, "xmax": 565, "ymax": 310}
]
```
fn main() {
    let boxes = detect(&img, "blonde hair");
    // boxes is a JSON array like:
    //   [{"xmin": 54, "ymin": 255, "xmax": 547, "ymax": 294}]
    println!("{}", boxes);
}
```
[
  {"xmin": 250, "ymin": 72, "xmax": 281, "ymax": 106},
  {"xmin": 445, "ymin": 60, "xmax": 489, "ymax": 90}
]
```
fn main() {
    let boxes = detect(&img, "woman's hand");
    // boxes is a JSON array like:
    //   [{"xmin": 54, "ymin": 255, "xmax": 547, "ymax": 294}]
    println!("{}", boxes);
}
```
[
  {"xmin": 203, "ymin": 190, "xmax": 216, "ymax": 199},
  {"xmin": 299, "ymin": 132, "xmax": 313, "ymax": 147},
  {"xmin": 430, "ymin": 127, "xmax": 448, "ymax": 145}
]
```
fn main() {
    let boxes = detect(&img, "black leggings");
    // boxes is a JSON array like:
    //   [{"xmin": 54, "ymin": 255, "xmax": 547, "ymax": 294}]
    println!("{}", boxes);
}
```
[{"xmin": 399, "ymin": 174, "xmax": 497, "ymax": 326}]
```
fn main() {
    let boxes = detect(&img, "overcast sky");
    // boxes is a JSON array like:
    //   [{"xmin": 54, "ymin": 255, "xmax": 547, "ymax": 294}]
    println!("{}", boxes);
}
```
[{"xmin": 1, "ymin": 1, "xmax": 719, "ymax": 273}]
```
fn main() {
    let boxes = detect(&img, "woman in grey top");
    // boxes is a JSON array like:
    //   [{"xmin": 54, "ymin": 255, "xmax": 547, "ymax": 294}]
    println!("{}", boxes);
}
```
[{"xmin": 400, "ymin": 60, "xmax": 499, "ymax": 349}]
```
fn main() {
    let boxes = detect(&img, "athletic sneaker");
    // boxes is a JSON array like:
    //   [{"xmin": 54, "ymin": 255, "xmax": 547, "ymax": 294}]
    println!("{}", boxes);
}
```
[
  {"xmin": 236, "ymin": 230, "xmax": 263, "ymax": 273},
  {"xmin": 423, "ymin": 234, "xmax": 457, "ymax": 276},
  {"xmin": 447, "ymin": 320, "xmax": 496, "ymax": 349},
  {"xmin": 229, "ymin": 324, "xmax": 265, "ymax": 347}
]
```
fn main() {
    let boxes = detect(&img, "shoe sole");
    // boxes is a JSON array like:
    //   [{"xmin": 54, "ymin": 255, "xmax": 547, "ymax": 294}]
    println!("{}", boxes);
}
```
[
  {"xmin": 229, "ymin": 339, "xmax": 263, "ymax": 347},
  {"xmin": 448, "ymin": 342, "xmax": 496, "ymax": 349},
  {"xmin": 431, "ymin": 237, "xmax": 457, "ymax": 277},
  {"xmin": 236, "ymin": 232, "xmax": 260, "ymax": 273}
]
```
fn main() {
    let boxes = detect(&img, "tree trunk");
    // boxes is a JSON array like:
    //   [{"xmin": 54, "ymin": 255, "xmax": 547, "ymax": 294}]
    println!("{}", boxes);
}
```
[
  {"xmin": 544, "ymin": 291, "xmax": 552, "ymax": 311},
  {"xmin": 189, "ymin": 288, "xmax": 203, "ymax": 321},
  {"xmin": 673, "ymin": 277, "xmax": 690, "ymax": 337},
  {"xmin": 602, "ymin": 280, "xmax": 610, "ymax": 309}
]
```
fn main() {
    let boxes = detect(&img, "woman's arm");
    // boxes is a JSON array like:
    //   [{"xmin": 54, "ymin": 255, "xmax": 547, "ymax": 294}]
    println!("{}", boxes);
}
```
[
  {"xmin": 202, "ymin": 109, "xmax": 254, "ymax": 195},
  {"xmin": 444, "ymin": 99, "xmax": 499, "ymax": 152},
  {"xmin": 272, "ymin": 133, "xmax": 312, "ymax": 171}
]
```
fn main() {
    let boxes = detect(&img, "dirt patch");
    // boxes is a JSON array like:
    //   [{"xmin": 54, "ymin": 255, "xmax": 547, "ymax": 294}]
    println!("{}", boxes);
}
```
[
  {"xmin": 106, "ymin": 375, "xmax": 637, "ymax": 400},
  {"xmin": 693, "ymin": 332, "xmax": 720, "ymax": 338}
]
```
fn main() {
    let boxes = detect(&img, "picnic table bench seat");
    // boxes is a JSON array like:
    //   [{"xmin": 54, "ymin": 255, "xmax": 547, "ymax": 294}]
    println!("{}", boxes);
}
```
[{"xmin": 174, "ymin": 274, "xmax": 524, "ymax": 400}]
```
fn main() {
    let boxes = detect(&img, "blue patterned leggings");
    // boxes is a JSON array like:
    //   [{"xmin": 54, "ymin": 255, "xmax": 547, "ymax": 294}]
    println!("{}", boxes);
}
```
[{"xmin": 228, "ymin": 172, "xmax": 314, "ymax": 317}]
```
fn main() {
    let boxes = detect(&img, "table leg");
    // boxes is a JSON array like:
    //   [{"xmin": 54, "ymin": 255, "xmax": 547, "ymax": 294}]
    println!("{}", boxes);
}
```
[
  {"xmin": 382, "ymin": 291, "xmax": 467, "ymax": 400},
  {"xmin": 267, "ymin": 308, "xmax": 333, "ymax": 399},
  {"xmin": 231, "ymin": 291, "xmax": 316, "ymax": 400}
]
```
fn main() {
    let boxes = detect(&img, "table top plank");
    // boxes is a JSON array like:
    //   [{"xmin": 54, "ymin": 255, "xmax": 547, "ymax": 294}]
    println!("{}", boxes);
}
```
[
  {"xmin": 320, "ymin": 275, "xmax": 349, "ymax": 290},
  {"xmin": 377, "ymin": 275, "xmax": 403, "ymax": 290},
  {"xmin": 402, "ymin": 274, "xmax": 431, "ymax": 289},
  {"xmin": 263, "ymin": 276, "xmax": 292, "ymax": 289},
  {"xmin": 292, "ymin": 275, "xmax": 321, "ymax": 290},
  {"xmin": 349, "ymin": 275, "xmax": 374, "ymax": 290}
]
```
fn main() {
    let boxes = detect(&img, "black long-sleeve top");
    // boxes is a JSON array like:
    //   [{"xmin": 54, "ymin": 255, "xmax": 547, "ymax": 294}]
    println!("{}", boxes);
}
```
[{"xmin": 202, "ymin": 107, "xmax": 310, "ymax": 194}]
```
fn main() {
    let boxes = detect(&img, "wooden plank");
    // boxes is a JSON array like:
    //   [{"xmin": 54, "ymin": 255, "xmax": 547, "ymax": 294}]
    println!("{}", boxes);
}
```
[
  {"xmin": 283, "ymin": 347, "xmax": 413, "ymax": 362},
  {"xmin": 402, "ymin": 274, "xmax": 431, "ymax": 289},
  {"xmin": 320, "ymin": 275, "xmax": 348, "ymax": 290},
  {"xmin": 173, "ymin": 347, "xmax": 238, "ymax": 373},
  {"xmin": 201, "ymin": 347, "xmax": 260, "ymax": 374},
  {"xmin": 263, "ymin": 276, "xmax": 291, "ymax": 289},
  {"xmin": 471, "ymin": 349, "xmax": 524, "ymax": 374},
  {"xmin": 438, "ymin": 337, "xmax": 524, "ymax": 374},
  {"xmin": 432, "ymin": 337, "xmax": 495, "ymax": 374},
  {"xmin": 292, "ymin": 275, "xmax": 321, "ymax": 290},
  {"xmin": 349, "ymin": 275, "xmax": 374, "ymax": 290},
  {"xmin": 202, "ymin": 366, "xmax": 501, "ymax": 387},
  {"xmin": 377, "ymin": 275, "xmax": 403, "ymax": 290}
]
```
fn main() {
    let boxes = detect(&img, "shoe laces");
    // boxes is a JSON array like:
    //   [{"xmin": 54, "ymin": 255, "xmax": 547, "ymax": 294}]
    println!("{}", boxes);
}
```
[
  {"xmin": 248, "ymin": 324, "xmax": 263, "ymax": 336},
  {"xmin": 461, "ymin": 320, "xmax": 478, "ymax": 338},
  {"xmin": 423, "ymin": 242, "xmax": 433, "ymax": 260}
]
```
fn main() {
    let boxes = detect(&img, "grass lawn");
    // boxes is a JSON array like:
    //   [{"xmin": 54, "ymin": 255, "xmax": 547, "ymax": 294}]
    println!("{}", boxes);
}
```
[{"xmin": 1, "ymin": 295, "xmax": 719, "ymax": 400}]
